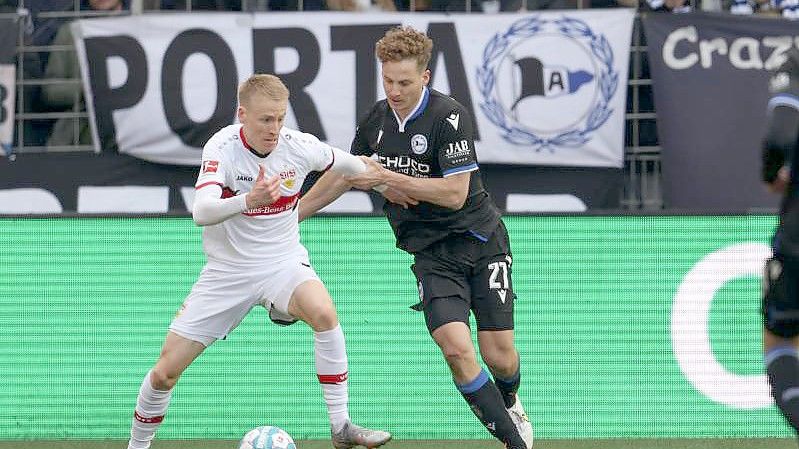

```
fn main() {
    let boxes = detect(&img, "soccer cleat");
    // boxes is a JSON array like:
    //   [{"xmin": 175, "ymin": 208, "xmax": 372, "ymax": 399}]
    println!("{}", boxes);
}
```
[
  {"xmin": 331, "ymin": 420, "xmax": 392, "ymax": 449},
  {"xmin": 507, "ymin": 395, "xmax": 534, "ymax": 449}
]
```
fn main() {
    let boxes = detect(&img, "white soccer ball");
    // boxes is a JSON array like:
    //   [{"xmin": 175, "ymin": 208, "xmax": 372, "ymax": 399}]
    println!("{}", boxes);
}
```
[{"xmin": 238, "ymin": 425, "xmax": 296, "ymax": 449}]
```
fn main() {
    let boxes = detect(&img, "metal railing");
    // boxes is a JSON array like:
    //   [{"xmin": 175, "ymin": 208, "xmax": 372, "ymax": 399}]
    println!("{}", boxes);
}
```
[
  {"xmin": 622, "ymin": 15, "xmax": 661, "ymax": 209},
  {"xmin": 4, "ymin": 1, "xmax": 663, "ymax": 209}
]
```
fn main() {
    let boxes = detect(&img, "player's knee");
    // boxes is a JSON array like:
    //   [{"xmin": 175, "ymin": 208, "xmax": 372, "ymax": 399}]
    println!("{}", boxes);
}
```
[
  {"xmin": 315, "ymin": 313, "xmax": 339, "ymax": 332},
  {"xmin": 441, "ymin": 345, "xmax": 476, "ymax": 368},
  {"xmin": 150, "ymin": 367, "xmax": 180, "ymax": 391},
  {"xmin": 304, "ymin": 305, "xmax": 339, "ymax": 332},
  {"xmin": 481, "ymin": 350, "xmax": 516, "ymax": 373}
]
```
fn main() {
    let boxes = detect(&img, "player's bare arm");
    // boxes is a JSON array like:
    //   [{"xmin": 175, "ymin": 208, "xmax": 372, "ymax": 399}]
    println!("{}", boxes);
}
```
[
  {"xmin": 298, "ymin": 170, "xmax": 352, "ymax": 221},
  {"xmin": 348, "ymin": 156, "xmax": 420, "ymax": 209},
  {"xmin": 300, "ymin": 150, "xmax": 419, "ymax": 219},
  {"xmin": 347, "ymin": 156, "xmax": 469, "ymax": 210},
  {"xmin": 298, "ymin": 150, "xmax": 370, "ymax": 221},
  {"xmin": 380, "ymin": 186, "xmax": 419, "ymax": 209},
  {"xmin": 245, "ymin": 165, "xmax": 282, "ymax": 209},
  {"xmin": 347, "ymin": 155, "xmax": 419, "ymax": 209}
]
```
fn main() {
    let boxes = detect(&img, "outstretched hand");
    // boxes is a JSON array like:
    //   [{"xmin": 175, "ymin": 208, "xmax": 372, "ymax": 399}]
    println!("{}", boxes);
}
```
[{"xmin": 246, "ymin": 165, "xmax": 282, "ymax": 209}]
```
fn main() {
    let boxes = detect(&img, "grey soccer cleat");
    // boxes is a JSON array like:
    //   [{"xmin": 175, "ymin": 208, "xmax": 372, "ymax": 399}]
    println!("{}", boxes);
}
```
[
  {"xmin": 507, "ymin": 395, "xmax": 534, "ymax": 449},
  {"xmin": 331, "ymin": 420, "xmax": 392, "ymax": 449}
]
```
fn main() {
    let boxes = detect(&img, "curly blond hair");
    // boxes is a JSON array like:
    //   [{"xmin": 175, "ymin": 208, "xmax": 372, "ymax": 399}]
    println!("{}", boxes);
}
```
[
  {"xmin": 238, "ymin": 74, "xmax": 289, "ymax": 107},
  {"xmin": 375, "ymin": 26, "xmax": 433, "ymax": 72}
]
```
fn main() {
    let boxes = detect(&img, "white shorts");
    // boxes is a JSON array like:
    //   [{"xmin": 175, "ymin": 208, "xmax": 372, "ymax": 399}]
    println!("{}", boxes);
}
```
[{"xmin": 169, "ymin": 254, "xmax": 320, "ymax": 346}]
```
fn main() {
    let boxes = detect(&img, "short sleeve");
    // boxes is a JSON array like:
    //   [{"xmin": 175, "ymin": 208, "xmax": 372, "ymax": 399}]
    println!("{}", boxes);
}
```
[
  {"xmin": 762, "ymin": 59, "xmax": 799, "ymax": 182},
  {"xmin": 437, "ymin": 108, "xmax": 478, "ymax": 177},
  {"xmin": 350, "ymin": 123, "xmax": 374, "ymax": 157},
  {"xmin": 291, "ymin": 131, "xmax": 335, "ymax": 173},
  {"xmin": 350, "ymin": 107, "xmax": 381, "ymax": 157},
  {"xmin": 767, "ymin": 66, "xmax": 799, "ymax": 112}
]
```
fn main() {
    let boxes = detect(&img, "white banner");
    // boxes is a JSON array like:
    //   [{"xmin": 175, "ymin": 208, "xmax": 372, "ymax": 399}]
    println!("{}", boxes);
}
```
[
  {"xmin": 74, "ymin": 10, "xmax": 634, "ymax": 167},
  {"xmin": 0, "ymin": 18, "xmax": 17, "ymax": 157},
  {"xmin": 0, "ymin": 66, "xmax": 14, "ymax": 156}
]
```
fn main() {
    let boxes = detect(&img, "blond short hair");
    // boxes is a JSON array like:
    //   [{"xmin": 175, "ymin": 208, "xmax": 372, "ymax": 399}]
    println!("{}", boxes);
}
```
[
  {"xmin": 238, "ymin": 74, "xmax": 289, "ymax": 107},
  {"xmin": 375, "ymin": 26, "xmax": 433, "ymax": 72}
]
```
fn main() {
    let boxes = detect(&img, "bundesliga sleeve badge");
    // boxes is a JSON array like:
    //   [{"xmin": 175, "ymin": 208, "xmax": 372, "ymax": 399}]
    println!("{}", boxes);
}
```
[{"xmin": 202, "ymin": 160, "xmax": 219, "ymax": 174}]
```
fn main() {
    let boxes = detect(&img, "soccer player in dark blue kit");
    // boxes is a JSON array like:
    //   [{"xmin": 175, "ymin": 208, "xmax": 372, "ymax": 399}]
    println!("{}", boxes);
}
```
[
  {"xmin": 299, "ymin": 25, "xmax": 533, "ymax": 449},
  {"xmin": 762, "ymin": 48, "xmax": 799, "ymax": 440}
]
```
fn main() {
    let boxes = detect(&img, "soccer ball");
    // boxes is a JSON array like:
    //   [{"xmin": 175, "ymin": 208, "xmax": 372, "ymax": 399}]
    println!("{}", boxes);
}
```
[{"xmin": 238, "ymin": 425, "xmax": 296, "ymax": 449}]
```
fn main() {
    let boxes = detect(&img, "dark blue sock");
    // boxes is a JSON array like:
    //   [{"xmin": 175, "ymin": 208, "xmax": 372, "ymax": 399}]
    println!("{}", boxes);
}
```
[
  {"xmin": 457, "ymin": 369, "xmax": 526, "ymax": 449},
  {"xmin": 767, "ymin": 346, "xmax": 799, "ymax": 434},
  {"xmin": 494, "ymin": 363, "xmax": 521, "ymax": 409}
]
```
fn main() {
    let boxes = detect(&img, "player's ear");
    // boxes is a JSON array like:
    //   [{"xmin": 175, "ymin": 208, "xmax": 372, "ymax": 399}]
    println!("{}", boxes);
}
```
[
  {"xmin": 237, "ymin": 105, "xmax": 246, "ymax": 123},
  {"xmin": 422, "ymin": 69, "xmax": 431, "ymax": 86}
]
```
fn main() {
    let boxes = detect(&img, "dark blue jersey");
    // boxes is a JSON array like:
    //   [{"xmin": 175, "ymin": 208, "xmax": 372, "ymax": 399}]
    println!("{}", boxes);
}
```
[
  {"xmin": 351, "ymin": 88, "xmax": 501, "ymax": 253},
  {"xmin": 764, "ymin": 49, "xmax": 799, "ymax": 259}
]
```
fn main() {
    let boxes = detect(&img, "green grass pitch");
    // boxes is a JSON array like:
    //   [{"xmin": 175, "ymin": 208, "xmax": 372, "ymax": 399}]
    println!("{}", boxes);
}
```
[{"xmin": 0, "ymin": 440, "xmax": 795, "ymax": 449}]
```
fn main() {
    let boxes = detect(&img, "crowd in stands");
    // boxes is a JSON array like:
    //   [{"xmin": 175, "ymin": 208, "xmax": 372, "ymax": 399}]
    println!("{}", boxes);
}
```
[
  {"xmin": 0, "ymin": 0, "xmax": 793, "ymax": 150},
  {"xmin": 0, "ymin": 1, "xmax": 129, "ymax": 148}
]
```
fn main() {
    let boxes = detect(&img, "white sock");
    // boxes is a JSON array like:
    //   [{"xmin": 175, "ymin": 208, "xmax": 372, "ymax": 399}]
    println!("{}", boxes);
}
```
[
  {"xmin": 315, "ymin": 324, "xmax": 350, "ymax": 432},
  {"xmin": 128, "ymin": 370, "xmax": 172, "ymax": 449}
]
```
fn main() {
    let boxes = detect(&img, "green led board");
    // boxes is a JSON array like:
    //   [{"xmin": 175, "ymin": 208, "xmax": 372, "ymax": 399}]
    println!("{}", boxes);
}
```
[{"xmin": 0, "ymin": 215, "xmax": 791, "ymax": 439}]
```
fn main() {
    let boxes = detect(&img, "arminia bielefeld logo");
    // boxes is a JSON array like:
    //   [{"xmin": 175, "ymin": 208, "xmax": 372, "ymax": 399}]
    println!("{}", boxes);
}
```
[{"xmin": 477, "ymin": 16, "xmax": 618, "ymax": 152}]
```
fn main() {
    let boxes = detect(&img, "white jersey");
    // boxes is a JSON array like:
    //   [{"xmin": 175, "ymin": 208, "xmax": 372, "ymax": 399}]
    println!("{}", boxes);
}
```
[{"xmin": 195, "ymin": 124, "xmax": 335, "ymax": 265}]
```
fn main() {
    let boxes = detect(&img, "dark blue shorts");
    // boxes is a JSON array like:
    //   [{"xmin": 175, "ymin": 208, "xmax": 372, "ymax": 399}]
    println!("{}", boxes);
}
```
[
  {"xmin": 410, "ymin": 220, "xmax": 516, "ymax": 333},
  {"xmin": 763, "ymin": 255, "xmax": 799, "ymax": 338}
]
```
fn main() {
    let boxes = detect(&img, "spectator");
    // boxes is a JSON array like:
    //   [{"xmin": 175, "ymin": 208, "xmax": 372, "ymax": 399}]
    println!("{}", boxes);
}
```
[
  {"xmin": 498, "ymin": 0, "xmax": 638, "ymax": 14},
  {"xmin": 25, "ymin": 0, "xmax": 75, "ymax": 54},
  {"xmin": 267, "ymin": 0, "xmax": 326, "ymax": 10},
  {"xmin": 645, "ymin": 0, "xmax": 692, "ymax": 12},
  {"xmin": 427, "ymin": 0, "xmax": 484, "ymax": 12},
  {"xmin": 0, "ymin": 0, "xmax": 18, "ymax": 12},
  {"xmin": 390, "ymin": 0, "xmax": 430, "ymax": 11},
  {"xmin": 40, "ymin": 0, "xmax": 127, "ymax": 148},
  {"xmin": 499, "ymin": 0, "xmax": 576, "ymax": 11},
  {"xmin": 590, "ymin": 0, "xmax": 640, "ymax": 7},
  {"xmin": 3, "ymin": 1, "xmax": 68, "ymax": 147},
  {"xmin": 142, "ymin": 1, "xmax": 242, "ymax": 9},
  {"xmin": 190, "ymin": 0, "xmax": 243, "ymax": 9},
  {"xmin": 730, "ymin": 0, "xmax": 797, "ymax": 17},
  {"xmin": 326, "ymin": 0, "xmax": 397, "ymax": 11}
]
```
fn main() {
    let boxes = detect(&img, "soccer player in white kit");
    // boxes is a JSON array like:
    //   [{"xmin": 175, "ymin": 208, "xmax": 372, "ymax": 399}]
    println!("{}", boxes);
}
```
[{"xmin": 126, "ymin": 74, "xmax": 391, "ymax": 449}]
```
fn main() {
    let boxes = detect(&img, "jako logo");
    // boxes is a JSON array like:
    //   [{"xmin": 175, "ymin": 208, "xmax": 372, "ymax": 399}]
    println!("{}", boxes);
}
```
[{"xmin": 477, "ymin": 16, "xmax": 617, "ymax": 152}]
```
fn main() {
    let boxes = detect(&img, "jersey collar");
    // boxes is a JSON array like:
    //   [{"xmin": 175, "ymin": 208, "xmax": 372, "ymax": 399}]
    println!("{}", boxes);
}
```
[
  {"xmin": 393, "ymin": 87, "xmax": 430, "ymax": 132},
  {"xmin": 239, "ymin": 126, "xmax": 269, "ymax": 158}
]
